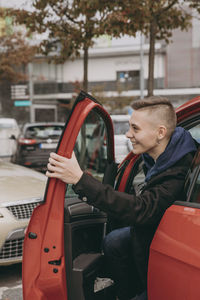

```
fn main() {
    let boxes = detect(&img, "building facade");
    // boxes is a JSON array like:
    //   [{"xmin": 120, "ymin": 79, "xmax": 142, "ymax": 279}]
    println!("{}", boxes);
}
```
[{"xmin": 2, "ymin": 16, "xmax": 200, "ymax": 123}]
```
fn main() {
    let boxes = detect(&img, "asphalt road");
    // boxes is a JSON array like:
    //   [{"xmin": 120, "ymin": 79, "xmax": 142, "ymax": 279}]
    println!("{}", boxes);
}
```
[
  {"xmin": 0, "ymin": 264, "xmax": 114, "ymax": 300},
  {"xmin": 0, "ymin": 264, "xmax": 22, "ymax": 300}
]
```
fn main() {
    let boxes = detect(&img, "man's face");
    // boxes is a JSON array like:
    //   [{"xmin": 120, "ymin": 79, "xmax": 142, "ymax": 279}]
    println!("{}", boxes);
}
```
[{"xmin": 126, "ymin": 109, "xmax": 160, "ymax": 158}]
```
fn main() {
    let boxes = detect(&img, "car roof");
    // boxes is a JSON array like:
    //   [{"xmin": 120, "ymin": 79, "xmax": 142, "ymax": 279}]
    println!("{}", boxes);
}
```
[
  {"xmin": 0, "ymin": 118, "xmax": 18, "ymax": 125},
  {"xmin": 23, "ymin": 122, "xmax": 65, "ymax": 128}
]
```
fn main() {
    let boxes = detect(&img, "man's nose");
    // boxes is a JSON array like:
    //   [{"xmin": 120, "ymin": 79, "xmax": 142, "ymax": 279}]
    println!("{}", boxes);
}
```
[{"xmin": 126, "ymin": 129, "xmax": 132, "ymax": 139}]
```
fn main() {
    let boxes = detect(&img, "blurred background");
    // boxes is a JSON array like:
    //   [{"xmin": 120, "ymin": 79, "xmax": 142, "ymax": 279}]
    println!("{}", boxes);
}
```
[
  {"xmin": 0, "ymin": 0, "xmax": 200, "ymax": 125},
  {"xmin": 0, "ymin": 0, "xmax": 200, "ymax": 299}
]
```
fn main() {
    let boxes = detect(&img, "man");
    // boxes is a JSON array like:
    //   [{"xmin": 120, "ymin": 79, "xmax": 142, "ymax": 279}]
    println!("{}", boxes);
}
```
[{"xmin": 46, "ymin": 96, "xmax": 197, "ymax": 300}]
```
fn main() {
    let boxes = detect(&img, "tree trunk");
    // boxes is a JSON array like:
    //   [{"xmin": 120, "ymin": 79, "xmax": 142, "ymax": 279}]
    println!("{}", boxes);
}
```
[
  {"xmin": 83, "ymin": 45, "xmax": 88, "ymax": 92},
  {"xmin": 0, "ymin": 81, "xmax": 12, "ymax": 116},
  {"xmin": 147, "ymin": 21, "xmax": 156, "ymax": 97}
]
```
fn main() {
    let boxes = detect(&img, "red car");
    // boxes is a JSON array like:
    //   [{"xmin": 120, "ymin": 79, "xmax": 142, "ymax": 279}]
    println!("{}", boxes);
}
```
[{"xmin": 22, "ymin": 92, "xmax": 200, "ymax": 300}]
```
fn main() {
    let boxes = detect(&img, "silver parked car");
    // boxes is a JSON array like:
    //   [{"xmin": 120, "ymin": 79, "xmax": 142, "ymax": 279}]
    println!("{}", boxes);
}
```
[{"xmin": 0, "ymin": 160, "xmax": 46, "ymax": 265}]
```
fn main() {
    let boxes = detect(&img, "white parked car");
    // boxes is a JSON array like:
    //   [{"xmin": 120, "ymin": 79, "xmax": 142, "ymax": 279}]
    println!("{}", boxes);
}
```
[
  {"xmin": 0, "ymin": 160, "xmax": 46, "ymax": 265},
  {"xmin": 111, "ymin": 115, "xmax": 132, "ymax": 163},
  {"xmin": 0, "ymin": 118, "xmax": 20, "ymax": 161}
]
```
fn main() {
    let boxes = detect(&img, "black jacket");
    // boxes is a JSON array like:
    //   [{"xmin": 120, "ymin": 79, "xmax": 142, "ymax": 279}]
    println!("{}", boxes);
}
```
[{"xmin": 73, "ymin": 152, "xmax": 194, "ymax": 288}]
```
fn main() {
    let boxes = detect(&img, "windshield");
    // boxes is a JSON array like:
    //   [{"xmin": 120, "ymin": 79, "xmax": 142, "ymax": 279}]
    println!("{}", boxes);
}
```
[
  {"xmin": 0, "ymin": 124, "xmax": 17, "ymax": 129},
  {"xmin": 25, "ymin": 125, "xmax": 63, "ymax": 139}
]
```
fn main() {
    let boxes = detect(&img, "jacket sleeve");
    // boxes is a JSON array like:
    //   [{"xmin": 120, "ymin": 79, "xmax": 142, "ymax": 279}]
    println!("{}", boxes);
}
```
[{"xmin": 73, "ymin": 155, "xmax": 193, "ymax": 226}]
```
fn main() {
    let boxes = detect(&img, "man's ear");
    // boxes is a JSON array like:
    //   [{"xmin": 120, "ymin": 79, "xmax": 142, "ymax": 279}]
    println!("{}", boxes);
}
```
[{"xmin": 158, "ymin": 125, "xmax": 167, "ymax": 140}]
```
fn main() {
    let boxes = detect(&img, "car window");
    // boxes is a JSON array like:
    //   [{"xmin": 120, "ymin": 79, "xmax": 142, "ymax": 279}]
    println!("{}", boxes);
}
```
[
  {"xmin": 0, "ymin": 119, "xmax": 19, "ymax": 129},
  {"xmin": 188, "ymin": 124, "xmax": 200, "ymax": 143},
  {"xmin": 25, "ymin": 125, "xmax": 63, "ymax": 139},
  {"xmin": 0, "ymin": 123, "xmax": 17, "ymax": 129},
  {"xmin": 66, "ymin": 109, "xmax": 108, "ymax": 198}
]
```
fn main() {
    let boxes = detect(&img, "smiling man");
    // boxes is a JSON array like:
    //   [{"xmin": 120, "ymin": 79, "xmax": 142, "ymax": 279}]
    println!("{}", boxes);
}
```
[
  {"xmin": 46, "ymin": 96, "xmax": 197, "ymax": 300},
  {"xmin": 127, "ymin": 98, "xmax": 176, "ymax": 160}
]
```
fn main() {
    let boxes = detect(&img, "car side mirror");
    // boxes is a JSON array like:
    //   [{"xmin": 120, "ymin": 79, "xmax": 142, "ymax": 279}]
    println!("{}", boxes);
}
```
[{"xmin": 9, "ymin": 134, "xmax": 16, "ymax": 140}]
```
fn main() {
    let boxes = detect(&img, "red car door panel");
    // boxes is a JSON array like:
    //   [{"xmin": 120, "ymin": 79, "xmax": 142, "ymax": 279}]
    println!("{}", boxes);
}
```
[
  {"xmin": 148, "ymin": 203, "xmax": 200, "ymax": 300},
  {"xmin": 22, "ymin": 92, "xmax": 115, "ymax": 300}
]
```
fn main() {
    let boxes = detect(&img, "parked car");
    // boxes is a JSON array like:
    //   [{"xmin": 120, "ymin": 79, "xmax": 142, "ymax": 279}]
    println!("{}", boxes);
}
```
[
  {"xmin": 0, "ymin": 160, "xmax": 46, "ymax": 266},
  {"xmin": 14, "ymin": 122, "xmax": 64, "ymax": 171},
  {"xmin": 110, "ymin": 114, "xmax": 132, "ymax": 163},
  {"xmin": 0, "ymin": 118, "xmax": 20, "ymax": 162},
  {"xmin": 22, "ymin": 92, "xmax": 200, "ymax": 300}
]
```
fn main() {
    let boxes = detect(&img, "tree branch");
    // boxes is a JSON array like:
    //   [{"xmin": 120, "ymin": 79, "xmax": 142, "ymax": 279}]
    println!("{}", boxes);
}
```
[{"xmin": 157, "ymin": 0, "xmax": 179, "ymax": 16}]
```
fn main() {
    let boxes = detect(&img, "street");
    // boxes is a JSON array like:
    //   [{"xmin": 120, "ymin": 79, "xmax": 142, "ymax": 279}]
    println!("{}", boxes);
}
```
[{"xmin": 0, "ymin": 264, "xmax": 22, "ymax": 300}]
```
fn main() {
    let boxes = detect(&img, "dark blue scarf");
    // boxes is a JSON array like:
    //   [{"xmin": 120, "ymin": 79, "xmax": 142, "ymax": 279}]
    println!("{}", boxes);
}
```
[{"xmin": 142, "ymin": 127, "xmax": 197, "ymax": 182}]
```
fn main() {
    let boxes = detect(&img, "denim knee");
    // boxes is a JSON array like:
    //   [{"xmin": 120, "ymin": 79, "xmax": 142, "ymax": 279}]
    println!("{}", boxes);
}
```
[{"xmin": 103, "ymin": 226, "xmax": 131, "ymax": 258}]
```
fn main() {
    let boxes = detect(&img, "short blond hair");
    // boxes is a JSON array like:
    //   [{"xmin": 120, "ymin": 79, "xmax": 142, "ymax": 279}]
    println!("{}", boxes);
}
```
[{"xmin": 132, "ymin": 96, "xmax": 177, "ymax": 137}]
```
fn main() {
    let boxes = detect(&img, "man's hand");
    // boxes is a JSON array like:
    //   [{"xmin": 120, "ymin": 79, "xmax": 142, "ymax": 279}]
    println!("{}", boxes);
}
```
[{"xmin": 46, "ymin": 152, "xmax": 83, "ymax": 185}]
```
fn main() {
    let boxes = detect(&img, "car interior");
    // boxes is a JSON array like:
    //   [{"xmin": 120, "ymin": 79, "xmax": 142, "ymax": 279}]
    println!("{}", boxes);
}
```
[{"xmin": 62, "ymin": 109, "xmax": 116, "ymax": 299}]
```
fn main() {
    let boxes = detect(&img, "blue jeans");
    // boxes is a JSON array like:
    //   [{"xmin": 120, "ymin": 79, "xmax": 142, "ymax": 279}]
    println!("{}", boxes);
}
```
[
  {"xmin": 133, "ymin": 290, "xmax": 147, "ymax": 300},
  {"xmin": 103, "ymin": 227, "xmax": 146, "ymax": 300}
]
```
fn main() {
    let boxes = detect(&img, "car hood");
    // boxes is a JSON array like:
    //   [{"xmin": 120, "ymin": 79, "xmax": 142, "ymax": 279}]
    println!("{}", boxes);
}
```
[{"xmin": 0, "ymin": 160, "xmax": 47, "ymax": 204}]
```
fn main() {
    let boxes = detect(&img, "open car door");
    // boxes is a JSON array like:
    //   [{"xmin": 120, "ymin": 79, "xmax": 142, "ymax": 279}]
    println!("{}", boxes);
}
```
[
  {"xmin": 148, "ymin": 96, "xmax": 200, "ymax": 300},
  {"xmin": 22, "ymin": 91, "xmax": 117, "ymax": 300}
]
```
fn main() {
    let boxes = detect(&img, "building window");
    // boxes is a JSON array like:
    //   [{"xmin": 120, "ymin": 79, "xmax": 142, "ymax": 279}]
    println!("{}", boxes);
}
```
[{"xmin": 117, "ymin": 70, "xmax": 140, "ymax": 82}]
